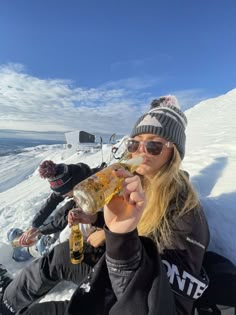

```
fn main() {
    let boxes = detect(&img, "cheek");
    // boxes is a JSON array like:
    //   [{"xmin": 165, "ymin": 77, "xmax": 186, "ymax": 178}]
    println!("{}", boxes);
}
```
[
  {"xmin": 149, "ymin": 158, "xmax": 163, "ymax": 172},
  {"xmin": 146, "ymin": 155, "xmax": 169, "ymax": 173},
  {"xmin": 136, "ymin": 163, "xmax": 156, "ymax": 176},
  {"xmin": 153, "ymin": 150, "xmax": 173, "ymax": 170}
]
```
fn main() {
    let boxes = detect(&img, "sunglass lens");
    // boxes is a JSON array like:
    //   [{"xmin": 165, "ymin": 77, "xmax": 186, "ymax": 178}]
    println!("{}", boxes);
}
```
[
  {"xmin": 127, "ymin": 140, "xmax": 139, "ymax": 153},
  {"xmin": 146, "ymin": 142, "xmax": 163, "ymax": 155}
]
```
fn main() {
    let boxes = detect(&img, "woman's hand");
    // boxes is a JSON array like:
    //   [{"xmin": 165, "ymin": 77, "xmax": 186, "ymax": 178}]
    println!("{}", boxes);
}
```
[
  {"xmin": 18, "ymin": 227, "xmax": 41, "ymax": 247},
  {"xmin": 68, "ymin": 208, "xmax": 98, "ymax": 227},
  {"xmin": 87, "ymin": 229, "xmax": 105, "ymax": 248},
  {"xmin": 104, "ymin": 169, "xmax": 146, "ymax": 234}
]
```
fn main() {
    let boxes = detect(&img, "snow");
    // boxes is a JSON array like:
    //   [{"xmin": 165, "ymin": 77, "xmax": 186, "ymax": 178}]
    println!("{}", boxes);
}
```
[{"xmin": 0, "ymin": 89, "xmax": 236, "ymax": 303}]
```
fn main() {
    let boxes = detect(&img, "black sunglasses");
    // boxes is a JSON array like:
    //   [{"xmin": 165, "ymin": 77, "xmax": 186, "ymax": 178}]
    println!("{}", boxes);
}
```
[{"xmin": 126, "ymin": 139, "xmax": 172, "ymax": 155}]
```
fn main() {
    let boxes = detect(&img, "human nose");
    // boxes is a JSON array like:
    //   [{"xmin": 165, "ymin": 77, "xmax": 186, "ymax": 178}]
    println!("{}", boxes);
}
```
[{"xmin": 137, "ymin": 141, "xmax": 146, "ymax": 153}]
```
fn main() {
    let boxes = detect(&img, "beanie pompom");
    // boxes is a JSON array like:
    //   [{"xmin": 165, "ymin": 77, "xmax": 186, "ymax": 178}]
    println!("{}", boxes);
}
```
[
  {"xmin": 150, "ymin": 95, "xmax": 180, "ymax": 109},
  {"xmin": 131, "ymin": 95, "xmax": 187, "ymax": 159},
  {"xmin": 39, "ymin": 160, "xmax": 58, "ymax": 179}
]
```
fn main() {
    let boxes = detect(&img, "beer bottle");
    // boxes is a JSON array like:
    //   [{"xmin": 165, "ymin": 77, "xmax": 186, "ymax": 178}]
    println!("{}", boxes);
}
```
[
  {"xmin": 73, "ymin": 156, "xmax": 143, "ymax": 215},
  {"xmin": 69, "ymin": 224, "xmax": 84, "ymax": 264},
  {"xmin": 12, "ymin": 236, "xmax": 38, "ymax": 248}
]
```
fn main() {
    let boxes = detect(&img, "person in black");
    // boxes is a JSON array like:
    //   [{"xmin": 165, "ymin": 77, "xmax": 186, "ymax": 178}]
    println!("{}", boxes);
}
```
[
  {"xmin": 1, "ymin": 96, "xmax": 209, "ymax": 315},
  {"xmin": 17, "ymin": 160, "xmax": 100, "ymax": 246}
]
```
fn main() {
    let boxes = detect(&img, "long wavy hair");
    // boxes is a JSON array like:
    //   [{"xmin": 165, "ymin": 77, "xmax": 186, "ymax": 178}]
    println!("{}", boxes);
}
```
[{"xmin": 137, "ymin": 145, "xmax": 200, "ymax": 247}]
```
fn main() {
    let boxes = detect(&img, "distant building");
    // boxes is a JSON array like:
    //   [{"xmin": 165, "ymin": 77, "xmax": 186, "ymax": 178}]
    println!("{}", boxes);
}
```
[{"xmin": 62, "ymin": 130, "xmax": 101, "ymax": 158}]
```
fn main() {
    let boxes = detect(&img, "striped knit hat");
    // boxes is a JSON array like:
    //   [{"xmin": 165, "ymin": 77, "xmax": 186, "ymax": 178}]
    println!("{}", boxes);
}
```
[
  {"xmin": 39, "ymin": 161, "xmax": 93, "ymax": 195},
  {"xmin": 130, "ymin": 95, "xmax": 187, "ymax": 159}
]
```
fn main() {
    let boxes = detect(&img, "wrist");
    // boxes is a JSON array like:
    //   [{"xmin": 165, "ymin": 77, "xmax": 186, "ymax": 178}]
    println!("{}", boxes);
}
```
[
  {"xmin": 105, "ymin": 226, "xmax": 141, "ymax": 260},
  {"xmin": 29, "ymin": 226, "xmax": 38, "ymax": 232}
]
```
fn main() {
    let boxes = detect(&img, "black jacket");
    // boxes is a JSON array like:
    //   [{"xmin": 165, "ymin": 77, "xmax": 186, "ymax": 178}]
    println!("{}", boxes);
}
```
[
  {"xmin": 67, "ymin": 234, "xmax": 176, "ymax": 315},
  {"xmin": 39, "ymin": 199, "xmax": 75, "ymax": 235},
  {"xmin": 66, "ymin": 202, "xmax": 209, "ymax": 315},
  {"xmin": 31, "ymin": 192, "xmax": 64, "ymax": 229},
  {"xmin": 160, "ymin": 205, "xmax": 209, "ymax": 314}
]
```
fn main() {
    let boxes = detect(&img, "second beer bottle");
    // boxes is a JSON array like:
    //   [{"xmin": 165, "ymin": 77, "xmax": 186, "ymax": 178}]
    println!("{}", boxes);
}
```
[{"xmin": 69, "ymin": 223, "xmax": 84, "ymax": 264}]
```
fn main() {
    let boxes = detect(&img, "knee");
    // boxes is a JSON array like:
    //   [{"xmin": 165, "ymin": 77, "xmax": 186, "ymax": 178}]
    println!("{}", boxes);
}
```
[{"xmin": 42, "ymin": 241, "xmax": 70, "ymax": 280}]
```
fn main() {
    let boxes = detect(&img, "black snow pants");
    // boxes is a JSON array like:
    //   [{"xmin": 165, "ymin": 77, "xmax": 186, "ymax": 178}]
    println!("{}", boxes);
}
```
[{"xmin": 1, "ymin": 241, "xmax": 104, "ymax": 315}]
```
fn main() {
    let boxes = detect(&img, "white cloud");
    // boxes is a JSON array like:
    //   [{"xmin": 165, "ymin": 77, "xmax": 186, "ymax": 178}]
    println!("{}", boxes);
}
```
[
  {"xmin": 0, "ymin": 63, "xmax": 213, "ymax": 140},
  {"xmin": 0, "ymin": 64, "xmax": 147, "ymax": 137}
]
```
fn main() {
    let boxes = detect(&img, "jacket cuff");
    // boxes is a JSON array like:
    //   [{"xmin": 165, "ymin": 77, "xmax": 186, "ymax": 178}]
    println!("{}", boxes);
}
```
[
  {"xmin": 39, "ymin": 223, "xmax": 57, "ymax": 235},
  {"xmin": 105, "ymin": 226, "xmax": 141, "ymax": 260},
  {"xmin": 38, "ymin": 226, "xmax": 50, "ymax": 235}
]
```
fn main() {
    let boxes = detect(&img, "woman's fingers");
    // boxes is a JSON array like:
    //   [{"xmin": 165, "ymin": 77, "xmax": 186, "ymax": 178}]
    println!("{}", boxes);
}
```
[
  {"xmin": 68, "ymin": 208, "xmax": 97, "ymax": 226},
  {"xmin": 104, "ymin": 173, "xmax": 146, "ymax": 233},
  {"xmin": 18, "ymin": 230, "xmax": 39, "ymax": 247},
  {"xmin": 122, "ymin": 175, "xmax": 143, "ymax": 203},
  {"xmin": 68, "ymin": 208, "xmax": 83, "ymax": 222},
  {"xmin": 68, "ymin": 210, "xmax": 79, "ymax": 226},
  {"xmin": 18, "ymin": 234, "xmax": 26, "ymax": 246},
  {"xmin": 129, "ymin": 191, "xmax": 146, "ymax": 209}
]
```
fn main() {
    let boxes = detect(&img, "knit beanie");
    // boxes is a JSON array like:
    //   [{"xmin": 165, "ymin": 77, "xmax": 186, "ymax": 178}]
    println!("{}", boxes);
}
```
[
  {"xmin": 130, "ymin": 95, "xmax": 187, "ymax": 159},
  {"xmin": 39, "ymin": 160, "xmax": 93, "ymax": 195}
]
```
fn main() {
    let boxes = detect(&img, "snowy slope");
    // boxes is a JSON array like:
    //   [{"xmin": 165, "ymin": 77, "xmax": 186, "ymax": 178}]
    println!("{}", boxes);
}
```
[{"xmin": 183, "ymin": 88, "xmax": 236, "ymax": 261}]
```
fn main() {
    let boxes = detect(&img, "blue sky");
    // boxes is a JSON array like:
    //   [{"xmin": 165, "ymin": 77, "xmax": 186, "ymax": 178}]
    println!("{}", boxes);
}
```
[{"xmin": 0, "ymin": 0, "xmax": 236, "ymax": 140}]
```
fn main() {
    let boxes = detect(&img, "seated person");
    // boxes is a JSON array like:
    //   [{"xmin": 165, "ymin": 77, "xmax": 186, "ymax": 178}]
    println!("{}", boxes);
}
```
[
  {"xmin": 8, "ymin": 160, "xmax": 105, "ymax": 262},
  {"xmin": 17, "ymin": 160, "xmax": 102, "ymax": 247}
]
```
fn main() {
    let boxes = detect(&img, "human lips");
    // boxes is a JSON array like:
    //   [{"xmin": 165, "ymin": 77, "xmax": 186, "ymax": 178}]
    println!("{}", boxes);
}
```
[{"xmin": 139, "ymin": 155, "xmax": 150, "ymax": 164}]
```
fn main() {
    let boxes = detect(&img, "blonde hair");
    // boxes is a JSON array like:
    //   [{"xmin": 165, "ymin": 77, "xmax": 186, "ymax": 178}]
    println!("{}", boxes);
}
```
[{"xmin": 137, "ymin": 145, "xmax": 199, "ymax": 247}]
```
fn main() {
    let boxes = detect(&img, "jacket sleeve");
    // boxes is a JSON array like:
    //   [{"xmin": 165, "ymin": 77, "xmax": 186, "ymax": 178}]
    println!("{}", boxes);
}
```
[
  {"xmin": 104, "ymin": 227, "xmax": 176, "ymax": 314},
  {"xmin": 161, "ymin": 206, "xmax": 210, "ymax": 314},
  {"xmin": 31, "ymin": 193, "xmax": 64, "ymax": 228},
  {"xmin": 105, "ymin": 227, "xmax": 142, "ymax": 299},
  {"xmin": 39, "ymin": 199, "xmax": 74, "ymax": 235}
]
